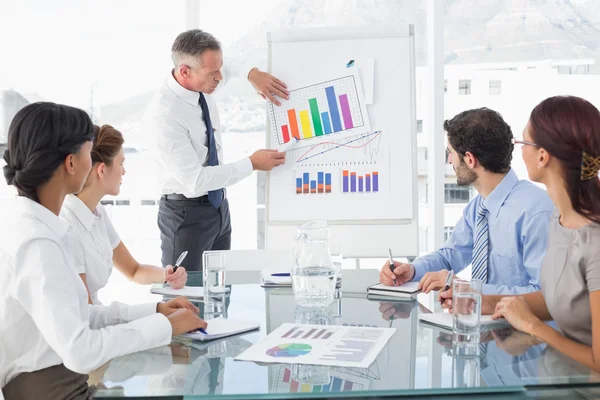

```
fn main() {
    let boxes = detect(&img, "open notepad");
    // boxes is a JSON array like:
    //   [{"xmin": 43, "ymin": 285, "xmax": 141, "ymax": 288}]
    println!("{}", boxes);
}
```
[
  {"xmin": 419, "ymin": 312, "xmax": 511, "ymax": 331},
  {"xmin": 179, "ymin": 317, "xmax": 259, "ymax": 342},
  {"xmin": 367, "ymin": 282, "xmax": 422, "ymax": 299},
  {"xmin": 150, "ymin": 284, "xmax": 204, "ymax": 299}
]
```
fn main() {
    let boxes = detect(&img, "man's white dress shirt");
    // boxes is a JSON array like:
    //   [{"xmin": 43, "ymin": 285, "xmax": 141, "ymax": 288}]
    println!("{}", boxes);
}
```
[
  {"xmin": 0, "ymin": 196, "xmax": 172, "ymax": 389},
  {"xmin": 143, "ymin": 70, "xmax": 253, "ymax": 198}
]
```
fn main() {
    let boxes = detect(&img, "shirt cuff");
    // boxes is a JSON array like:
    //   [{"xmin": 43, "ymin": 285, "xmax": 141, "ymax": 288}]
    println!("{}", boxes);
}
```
[
  {"xmin": 411, "ymin": 261, "xmax": 426, "ymax": 282},
  {"xmin": 129, "ymin": 313, "xmax": 173, "ymax": 349},
  {"xmin": 125, "ymin": 302, "xmax": 161, "ymax": 322},
  {"xmin": 234, "ymin": 157, "xmax": 254, "ymax": 178}
]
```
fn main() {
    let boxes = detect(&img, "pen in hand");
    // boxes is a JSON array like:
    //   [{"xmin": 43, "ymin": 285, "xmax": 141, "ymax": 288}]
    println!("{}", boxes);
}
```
[
  {"xmin": 165, "ymin": 250, "xmax": 188, "ymax": 284},
  {"xmin": 388, "ymin": 248, "xmax": 397, "ymax": 286},
  {"xmin": 440, "ymin": 270, "xmax": 454, "ymax": 305}
]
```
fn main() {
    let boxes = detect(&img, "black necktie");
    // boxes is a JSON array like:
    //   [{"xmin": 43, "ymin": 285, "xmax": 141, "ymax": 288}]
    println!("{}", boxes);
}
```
[{"xmin": 198, "ymin": 93, "xmax": 223, "ymax": 209}]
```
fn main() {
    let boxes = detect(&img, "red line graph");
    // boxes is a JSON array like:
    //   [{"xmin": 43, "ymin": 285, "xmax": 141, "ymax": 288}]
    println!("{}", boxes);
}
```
[{"xmin": 295, "ymin": 131, "xmax": 382, "ymax": 163}]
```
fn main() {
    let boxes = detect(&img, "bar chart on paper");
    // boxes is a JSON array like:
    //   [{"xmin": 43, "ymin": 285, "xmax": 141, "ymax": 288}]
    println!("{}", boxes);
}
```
[
  {"xmin": 295, "ymin": 171, "xmax": 333, "ymax": 194},
  {"xmin": 273, "ymin": 366, "xmax": 368, "ymax": 394},
  {"xmin": 271, "ymin": 74, "xmax": 370, "ymax": 145}
]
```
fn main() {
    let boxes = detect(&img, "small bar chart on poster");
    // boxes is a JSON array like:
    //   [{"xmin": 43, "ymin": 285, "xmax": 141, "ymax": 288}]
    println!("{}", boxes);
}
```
[
  {"xmin": 270, "ymin": 72, "xmax": 371, "ymax": 148},
  {"xmin": 295, "ymin": 171, "xmax": 333, "ymax": 194},
  {"xmin": 342, "ymin": 169, "xmax": 379, "ymax": 194},
  {"xmin": 272, "ymin": 365, "xmax": 370, "ymax": 394}
]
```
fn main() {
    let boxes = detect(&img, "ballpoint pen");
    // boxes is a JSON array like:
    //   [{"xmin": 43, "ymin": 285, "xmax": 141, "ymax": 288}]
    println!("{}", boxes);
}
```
[
  {"xmin": 173, "ymin": 251, "xmax": 188, "ymax": 273},
  {"xmin": 440, "ymin": 270, "xmax": 454, "ymax": 305},
  {"xmin": 388, "ymin": 248, "xmax": 397, "ymax": 285}
]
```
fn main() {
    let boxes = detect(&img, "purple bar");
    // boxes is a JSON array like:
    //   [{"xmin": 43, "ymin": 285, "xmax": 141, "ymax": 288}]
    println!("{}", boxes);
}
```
[
  {"xmin": 323, "ymin": 332, "xmax": 333, "ymax": 339},
  {"xmin": 292, "ymin": 330, "xmax": 304, "ymax": 339},
  {"xmin": 343, "ymin": 175, "xmax": 349, "ymax": 192},
  {"xmin": 350, "ymin": 174, "xmax": 357, "ymax": 192},
  {"xmin": 373, "ymin": 172, "xmax": 379, "ymax": 192},
  {"xmin": 282, "ymin": 327, "xmax": 296, "ymax": 338},
  {"xmin": 343, "ymin": 381, "xmax": 353, "ymax": 391},
  {"xmin": 303, "ymin": 329, "xmax": 316, "ymax": 339},
  {"xmin": 339, "ymin": 94, "xmax": 354, "ymax": 129},
  {"xmin": 358, "ymin": 176, "xmax": 363, "ymax": 192},
  {"xmin": 366, "ymin": 175, "xmax": 371, "ymax": 191},
  {"xmin": 314, "ymin": 329, "xmax": 327, "ymax": 339}
]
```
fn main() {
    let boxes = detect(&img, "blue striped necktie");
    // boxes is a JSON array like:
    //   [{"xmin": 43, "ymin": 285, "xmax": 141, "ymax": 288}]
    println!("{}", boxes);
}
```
[
  {"xmin": 198, "ymin": 92, "xmax": 223, "ymax": 209},
  {"xmin": 472, "ymin": 202, "xmax": 489, "ymax": 282}
]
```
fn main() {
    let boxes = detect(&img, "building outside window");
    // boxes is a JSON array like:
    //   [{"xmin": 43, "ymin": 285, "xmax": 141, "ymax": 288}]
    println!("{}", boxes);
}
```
[
  {"xmin": 444, "ymin": 183, "xmax": 471, "ymax": 203},
  {"xmin": 458, "ymin": 79, "xmax": 471, "ymax": 95},
  {"xmin": 489, "ymin": 80, "xmax": 501, "ymax": 95}
]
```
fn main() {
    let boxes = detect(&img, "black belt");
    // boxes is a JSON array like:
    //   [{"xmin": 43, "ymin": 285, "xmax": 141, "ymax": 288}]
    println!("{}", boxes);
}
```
[{"xmin": 162, "ymin": 192, "xmax": 225, "ymax": 203}]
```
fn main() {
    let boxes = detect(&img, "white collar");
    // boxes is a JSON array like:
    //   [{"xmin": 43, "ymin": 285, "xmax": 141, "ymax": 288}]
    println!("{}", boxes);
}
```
[
  {"xmin": 63, "ymin": 194, "xmax": 98, "ymax": 232},
  {"xmin": 15, "ymin": 196, "xmax": 71, "ymax": 238},
  {"xmin": 166, "ymin": 70, "xmax": 201, "ymax": 107}
]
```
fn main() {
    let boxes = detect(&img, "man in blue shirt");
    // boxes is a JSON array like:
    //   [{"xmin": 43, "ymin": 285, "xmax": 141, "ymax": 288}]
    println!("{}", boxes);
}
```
[{"xmin": 380, "ymin": 108, "xmax": 554, "ymax": 295}]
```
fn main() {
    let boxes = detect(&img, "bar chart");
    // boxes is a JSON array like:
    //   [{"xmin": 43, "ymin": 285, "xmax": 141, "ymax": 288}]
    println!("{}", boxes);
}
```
[
  {"xmin": 281, "ymin": 326, "xmax": 337, "ymax": 340},
  {"xmin": 342, "ymin": 170, "xmax": 379, "ymax": 193},
  {"xmin": 296, "ymin": 171, "xmax": 333, "ymax": 194},
  {"xmin": 280, "ymin": 367, "xmax": 365, "ymax": 393},
  {"xmin": 272, "ymin": 76, "xmax": 366, "ymax": 145}
]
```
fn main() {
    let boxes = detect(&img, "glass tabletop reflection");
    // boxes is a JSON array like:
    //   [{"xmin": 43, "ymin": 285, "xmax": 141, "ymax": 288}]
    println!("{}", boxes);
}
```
[{"xmin": 92, "ymin": 284, "xmax": 600, "ymax": 399}]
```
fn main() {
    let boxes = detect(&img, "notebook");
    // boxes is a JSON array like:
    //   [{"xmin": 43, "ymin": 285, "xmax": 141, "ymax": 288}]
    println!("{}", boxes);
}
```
[
  {"xmin": 366, "ymin": 282, "xmax": 422, "ymax": 299},
  {"xmin": 260, "ymin": 270, "xmax": 292, "ymax": 287},
  {"xmin": 150, "ymin": 284, "xmax": 204, "ymax": 299},
  {"xmin": 259, "ymin": 270, "xmax": 342, "ymax": 288},
  {"xmin": 419, "ymin": 312, "xmax": 511, "ymax": 331},
  {"xmin": 179, "ymin": 317, "xmax": 260, "ymax": 342}
]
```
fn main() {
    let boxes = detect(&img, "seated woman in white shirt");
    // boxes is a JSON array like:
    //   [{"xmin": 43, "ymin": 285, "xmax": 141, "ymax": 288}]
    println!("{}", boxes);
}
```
[
  {"xmin": 0, "ymin": 102, "xmax": 207, "ymax": 400},
  {"xmin": 60, "ymin": 124, "xmax": 188, "ymax": 304}
]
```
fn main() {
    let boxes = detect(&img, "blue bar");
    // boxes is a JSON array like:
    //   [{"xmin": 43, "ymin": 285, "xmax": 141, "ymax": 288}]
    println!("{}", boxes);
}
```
[
  {"xmin": 303, "ymin": 173, "xmax": 309, "ymax": 186},
  {"xmin": 318, "ymin": 172, "xmax": 324, "ymax": 185},
  {"xmin": 373, "ymin": 173, "xmax": 379, "ymax": 192},
  {"xmin": 296, "ymin": 178, "xmax": 302, "ymax": 190},
  {"xmin": 351, "ymin": 174, "xmax": 357, "ymax": 192},
  {"xmin": 325, "ymin": 86, "xmax": 342, "ymax": 132},
  {"xmin": 358, "ymin": 176, "xmax": 363, "ymax": 192},
  {"xmin": 325, "ymin": 173, "xmax": 331, "ymax": 186},
  {"xmin": 366, "ymin": 175, "xmax": 371, "ymax": 191},
  {"xmin": 310, "ymin": 180, "xmax": 317, "ymax": 191},
  {"xmin": 332, "ymin": 377, "xmax": 342, "ymax": 392},
  {"xmin": 321, "ymin": 112, "xmax": 332, "ymax": 134},
  {"xmin": 323, "ymin": 378, "xmax": 332, "ymax": 392}
]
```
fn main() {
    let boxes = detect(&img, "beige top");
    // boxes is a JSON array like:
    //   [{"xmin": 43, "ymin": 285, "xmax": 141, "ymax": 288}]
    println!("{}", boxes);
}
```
[{"xmin": 540, "ymin": 211, "xmax": 600, "ymax": 346}]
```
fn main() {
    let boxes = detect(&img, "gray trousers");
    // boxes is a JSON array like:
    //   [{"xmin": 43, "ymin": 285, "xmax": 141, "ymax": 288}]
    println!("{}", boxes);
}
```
[
  {"xmin": 158, "ymin": 196, "xmax": 231, "ymax": 272},
  {"xmin": 2, "ymin": 364, "xmax": 94, "ymax": 400}
]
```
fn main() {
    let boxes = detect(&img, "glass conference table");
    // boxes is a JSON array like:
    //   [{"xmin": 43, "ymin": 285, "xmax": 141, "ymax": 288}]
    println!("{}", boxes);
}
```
[{"xmin": 92, "ymin": 284, "xmax": 600, "ymax": 399}]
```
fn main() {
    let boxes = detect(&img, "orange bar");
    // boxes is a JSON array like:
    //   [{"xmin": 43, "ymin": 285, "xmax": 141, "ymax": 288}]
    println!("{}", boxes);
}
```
[
  {"xmin": 351, "ymin": 172, "xmax": 356, "ymax": 176},
  {"xmin": 296, "ymin": 188, "xmax": 302, "ymax": 194},
  {"xmin": 310, "ymin": 189, "xmax": 317, "ymax": 193},
  {"xmin": 373, "ymin": 171, "xmax": 379, "ymax": 175},
  {"xmin": 287, "ymin": 109, "xmax": 300, "ymax": 140},
  {"xmin": 325, "ymin": 185, "xmax": 331, "ymax": 193},
  {"xmin": 343, "ymin": 170, "xmax": 349, "ymax": 177}
]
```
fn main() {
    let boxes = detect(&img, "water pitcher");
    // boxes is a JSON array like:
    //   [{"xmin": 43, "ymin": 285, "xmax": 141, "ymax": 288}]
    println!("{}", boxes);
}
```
[{"xmin": 291, "ymin": 220, "xmax": 337, "ymax": 307}]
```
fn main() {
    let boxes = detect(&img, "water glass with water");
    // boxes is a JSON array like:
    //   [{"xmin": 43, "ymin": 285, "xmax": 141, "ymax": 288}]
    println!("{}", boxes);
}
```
[
  {"xmin": 452, "ymin": 279, "xmax": 483, "ymax": 347},
  {"xmin": 203, "ymin": 251, "xmax": 226, "ymax": 306}
]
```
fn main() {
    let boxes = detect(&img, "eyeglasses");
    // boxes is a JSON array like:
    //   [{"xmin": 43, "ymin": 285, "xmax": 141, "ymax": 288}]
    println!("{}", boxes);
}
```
[{"xmin": 511, "ymin": 138, "xmax": 539, "ymax": 147}]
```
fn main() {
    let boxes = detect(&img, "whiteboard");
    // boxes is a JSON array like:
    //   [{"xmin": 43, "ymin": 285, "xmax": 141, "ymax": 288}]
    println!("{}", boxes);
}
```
[{"xmin": 265, "ymin": 26, "xmax": 418, "ymax": 258}]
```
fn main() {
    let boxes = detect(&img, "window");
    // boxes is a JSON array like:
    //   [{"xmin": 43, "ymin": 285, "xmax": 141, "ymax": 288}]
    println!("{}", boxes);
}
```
[
  {"xmin": 417, "ymin": 119, "xmax": 423, "ymax": 134},
  {"xmin": 141, "ymin": 199, "xmax": 157, "ymax": 206},
  {"xmin": 444, "ymin": 226, "xmax": 454, "ymax": 241},
  {"xmin": 115, "ymin": 200, "xmax": 130, "ymax": 206},
  {"xmin": 424, "ymin": 149, "xmax": 428, "ymax": 161},
  {"xmin": 444, "ymin": 79, "xmax": 448, "ymax": 94},
  {"xmin": 444, "ymin": 183, "xmax": 471, "ymax": 204},
  {"xmin": 100, "ymin": 200, "xmax": 115, "ymax": 206},
  {"xmin": 458, "ymin": 80, "xmax": 471, "ymax": 95},
  {"xmin": 489, "ymin": 80, "xmax": 501, "ymax": 95}
]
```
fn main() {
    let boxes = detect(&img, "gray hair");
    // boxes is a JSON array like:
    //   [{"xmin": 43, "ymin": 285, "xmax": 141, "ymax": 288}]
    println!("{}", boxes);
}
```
[{"xmin": 171, "ymin": 29, "xmax": 221, "ymax": 68}]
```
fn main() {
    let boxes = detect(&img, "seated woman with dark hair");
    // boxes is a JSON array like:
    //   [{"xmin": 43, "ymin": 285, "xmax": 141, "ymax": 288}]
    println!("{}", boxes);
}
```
[
  {"xmin": 0, "ymin": 102, "xmax": 206, "ymax": 400},
  {"xmin": 442, "ymin": 95, "xmax": 600, "ymax": 372},
  {"xmin": 60, "ymin": 124, "xmax": 187, "ymax": 305}
]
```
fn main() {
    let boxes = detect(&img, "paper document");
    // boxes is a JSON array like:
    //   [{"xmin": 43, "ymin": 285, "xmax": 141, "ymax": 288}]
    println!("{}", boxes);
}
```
[
  {"xmin": 419, "ymin": 313, "xmax": 511, "ymax": 331},
  {"xmin": 180, "ymin": 317, "xmax": 259, "ymax": 342},
  {"xmin": 235, "ymin": 323, "xmax": 395, "ymax": 368},
  {"xmin": 150, "ymin": 284, "xmax": 204, "ymax": 298}
]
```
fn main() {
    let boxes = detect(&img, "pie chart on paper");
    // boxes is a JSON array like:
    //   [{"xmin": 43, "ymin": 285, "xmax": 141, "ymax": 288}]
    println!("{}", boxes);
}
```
[{"xmin": 266, "ymin": 343, "xmax": 312, "ymax": 358}]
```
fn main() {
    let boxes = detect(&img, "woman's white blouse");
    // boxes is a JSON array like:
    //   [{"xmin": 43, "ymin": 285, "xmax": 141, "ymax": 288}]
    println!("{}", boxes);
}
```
[
  {"xmin": 0, "ymin": 196, "xmax": 171, "ymax": 389},
  {"xmin": 60, "ymin": 194, "xmax": 121, "ymax": 304}
]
